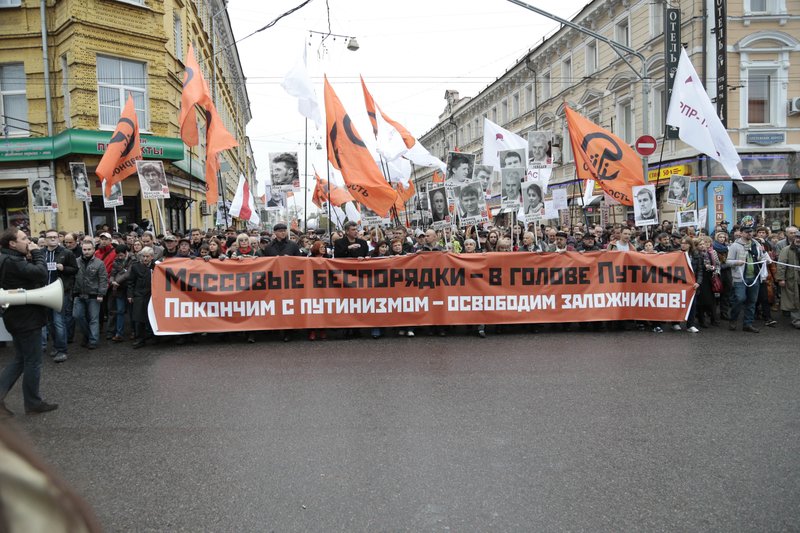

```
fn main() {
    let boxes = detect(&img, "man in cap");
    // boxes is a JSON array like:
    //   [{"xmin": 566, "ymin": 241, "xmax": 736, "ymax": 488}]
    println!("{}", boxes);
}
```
[
  {"xmin": 264, "ymin": 223, "xmax": 303, "ymax": 257},
  {"xmin": 725, "ymin": 216, "xmax": 767, "ymax": 332},
  {"xmin": 160, "ymin": 234, "xmax": 179, "ymax": 260}
]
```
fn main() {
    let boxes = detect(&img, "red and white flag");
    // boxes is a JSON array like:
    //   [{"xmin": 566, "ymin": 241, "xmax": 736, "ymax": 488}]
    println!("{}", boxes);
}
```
[
  {"xmin": 482, "ymin": 118, "xmax": 526, "ymax": 170},
  {"xmin": 230, "ymin": 174, "xmax": 259, "ymax": 225}
]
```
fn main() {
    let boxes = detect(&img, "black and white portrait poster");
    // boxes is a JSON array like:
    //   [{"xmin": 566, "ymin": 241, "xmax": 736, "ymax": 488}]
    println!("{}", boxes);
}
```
[
  {"xmin": 69, "ymin": 162, "xmax": 91, "ymax": 202},
  {"xmin": 445, "ymin": 152, "xmax": 475, "ymax": 186},
  {"xmin": 527, "ymin": 130, "xmax": 553, "ymax": 168},
  {"xmin": 263, "ymin": 185, "xmax": 286, "ymax": 211},
  {"xmin": 632, "ymin": 184, "xmax": 658, "ymax": 227},
  {"xmin": 666, "ymin": 175, "xmax": 689, "ymax": 206},
  {"xmin": 453, "ymin": 180, "xmax": 488, "ymax": 226},
  {"xmin": 498, "ymin": 148, "xmax": 526, "ymax": 169},
  {"xmin": 269, "ymin": 152, "xmax": 299, "ymax": 191},
  {"xmin": 30, "ymin": 176, "xmax": 58, "ymax": 213},
  {"xmin": 427, "ymin": 184, "xmax": 451, "ymax": 229},
  {"xmin": 361, "ymin": 204, "xmax": 387, "ymax": 226},
  {"xmin": 500, "ymin": 167, "xmax": 523, "ymax": 209},
  {"xmin": 136, "ymin": 160, "xmax": 170, "ymax": 200},
  {"xmin": 102, "ymin": 179, "xmax": 123, "ymax": 208},
  {"xmin": 521, "ymin": 180, "xmax": 545, "ymax": 221}
]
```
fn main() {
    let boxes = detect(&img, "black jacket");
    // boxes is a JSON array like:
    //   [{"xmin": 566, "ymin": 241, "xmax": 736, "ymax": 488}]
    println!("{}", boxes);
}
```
[
  {"xmin": 264, "ymin": 238, "xmax": 303, "ymax": 257},
  {"xmin": 0, "ymin": 248, "xmax": 48, "ymax": 334},
  {"xmin": 42, "ymin": 244, "xmax": 78, "ymax": 293},
  {"xmin": 127, "ymin": 261, "xmax": 154, "ymax": 323},
  {"xmin": 334, "ymin": 237, "xmax": 369, "ymax": 258}
]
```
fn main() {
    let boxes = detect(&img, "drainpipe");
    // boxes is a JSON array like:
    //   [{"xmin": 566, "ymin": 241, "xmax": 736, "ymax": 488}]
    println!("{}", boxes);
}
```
[{"xmin": 40, "ymin": 0, "xmax": 56, "ymax": 227}]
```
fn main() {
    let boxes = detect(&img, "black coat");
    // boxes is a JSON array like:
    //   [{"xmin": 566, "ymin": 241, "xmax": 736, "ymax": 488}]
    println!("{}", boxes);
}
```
[
  {"xmin": 127, "ymin": 261, "xmax": 154, "ymax": 323},
  {"xmin": 264, "ymin": 238, "xmax": 303, "ymax": 257},
  {"xmin": 0, "ymin": 248, "xmax": 48, "ymax": 334},
  {"xmin": 334, "ymin": 237, "xmax": 369, "ymax": 258},
  {"xmin": 42, "ymin": 244, "xmax": 78, "ymax": 293}
]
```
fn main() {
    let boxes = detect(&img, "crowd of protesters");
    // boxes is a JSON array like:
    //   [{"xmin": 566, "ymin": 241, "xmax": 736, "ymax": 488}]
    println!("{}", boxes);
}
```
[{"xmin": 13, "ymin": 215, "xmax": 800, "ymax": 362}]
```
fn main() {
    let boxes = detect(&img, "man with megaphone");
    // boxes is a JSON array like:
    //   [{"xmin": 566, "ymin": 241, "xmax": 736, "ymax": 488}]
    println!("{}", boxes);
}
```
[{"xmin": 0, "ymin": 228, "xmax": 59, "ymax": 418}]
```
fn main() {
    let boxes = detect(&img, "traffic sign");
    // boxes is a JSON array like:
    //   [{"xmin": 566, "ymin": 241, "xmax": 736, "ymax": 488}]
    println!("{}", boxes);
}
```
[{"xmin": 635, "ymin": 135, "xmax": 657, "ymax": 156}]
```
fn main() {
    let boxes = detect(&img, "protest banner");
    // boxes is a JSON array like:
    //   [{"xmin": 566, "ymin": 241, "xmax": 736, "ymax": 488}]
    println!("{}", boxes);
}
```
[{"xmin": 150, "ymin": 252, "xmax": 696, "ymax": 334}]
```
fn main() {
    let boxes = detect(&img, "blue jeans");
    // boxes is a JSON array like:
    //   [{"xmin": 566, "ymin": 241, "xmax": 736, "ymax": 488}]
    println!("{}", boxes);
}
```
[
  {"xmin": 0, "ymin": 328, "xmax": 44, "ymax": 409},
  {"xmin": 111, "ymin": 295, "xmax": 127, "ymax": 337},
  {"xmin": 73, "ymin": 296, "xmax": 101, "ymax": 346},
  {"xmin": 730, "ymin": 280, "xmax": 760, "ymax": 327},
  {"xmin": 42, "ymin": 307, "xmax": 68, "ymax": 354}
]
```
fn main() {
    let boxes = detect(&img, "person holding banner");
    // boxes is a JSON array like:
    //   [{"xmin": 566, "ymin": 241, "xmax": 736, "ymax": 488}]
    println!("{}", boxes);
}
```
[{"xmin": 726, "ymin": 218, "xmax": 767, "ymax": 333}]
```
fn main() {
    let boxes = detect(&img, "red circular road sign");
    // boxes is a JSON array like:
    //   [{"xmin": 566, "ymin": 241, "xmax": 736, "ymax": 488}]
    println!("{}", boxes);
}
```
[{"xmin": 635, "ymin": 135, "xmax": 658, "ymax": 156}]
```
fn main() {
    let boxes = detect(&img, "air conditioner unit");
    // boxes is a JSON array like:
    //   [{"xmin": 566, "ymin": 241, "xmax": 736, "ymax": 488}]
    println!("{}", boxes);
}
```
[
  {"xmin": 789, "ymin": 97, "xmax": 800, "ymax": 116},
  {"xmin": 199, "ymin": 200, "xmax": 210, "ymax": 216}
]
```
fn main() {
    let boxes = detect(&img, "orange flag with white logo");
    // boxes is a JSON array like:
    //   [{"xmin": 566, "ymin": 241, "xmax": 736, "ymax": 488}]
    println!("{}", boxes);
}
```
[
  {"xmin": 565, "ymin": 104, "xmax": 644, "ymax": 206},
  {"xmin": 179, "ymin": 45, "xmax": 211, "ymax": 147},
  {"xmin": 312, "ymin": 173, "xmax": 356, "ymax": 208},
  {"xmin": 204, "ymin": 102, "xmax": 238, "ymax": 205},
  {"xmin": 97, "ymin": 94, "xmax": 142, "ymax": 196},
  {"xmin": 324, "ymin": 76, "xmax": 398, "ymax": 217}
]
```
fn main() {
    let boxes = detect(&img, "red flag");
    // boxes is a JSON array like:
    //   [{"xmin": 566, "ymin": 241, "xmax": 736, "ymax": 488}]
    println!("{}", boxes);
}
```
[
  {"xmin": 312, "ymin": 174, "xmax": 326, "ymax": 208},
  {"xmin": 97, "ymin": 94, "xmax": 142, "ymax": 196},
  {"xmin": 204, "ymin": 102, "xmax": 238, "ymax": 205},
  {"xmin": 565, "ymin": 104, "xmax": 644, "ymax": 206},
  {"xmin": 312, "ymin": 173, "xmax": 355, "ymax": 208},
  {"xmin": 324, "ymin": 76, "xmax": 398, "ymax": 217},
  {"xmin": 179, "ymin": 45, "xmax": 212, "ymax": 147}
]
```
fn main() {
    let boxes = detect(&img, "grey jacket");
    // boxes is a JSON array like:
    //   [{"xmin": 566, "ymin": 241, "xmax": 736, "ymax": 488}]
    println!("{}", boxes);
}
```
[
  {"xmin": 73, "ymin": 255, "xmax": 109, "ymax": 297},
  {"xmin": 725, "ymin": 237, "xmax": 767, "ymax": 283}
]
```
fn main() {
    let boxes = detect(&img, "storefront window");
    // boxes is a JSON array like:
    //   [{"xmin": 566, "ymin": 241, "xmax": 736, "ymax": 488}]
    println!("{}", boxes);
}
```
[{"xmin": 736, "ymin": 194, "xmax": 793, "ymax": 231}]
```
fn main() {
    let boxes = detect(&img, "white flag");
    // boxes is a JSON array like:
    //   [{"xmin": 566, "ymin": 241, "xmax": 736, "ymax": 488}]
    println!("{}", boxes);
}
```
[
  {"xmin": 281, "ymin": 48, "xmax": 322, "ymax": 129},
  {"xmin": 483, "ymin": 118, "xmax": 526, "ymax": 170},
  {"xmin": 666, "ymin": 48, "xmax": 742, "ymax": 180},
  {"xmin": 230, "ymin": 174, "xmax": 260, "ymax": 225}
]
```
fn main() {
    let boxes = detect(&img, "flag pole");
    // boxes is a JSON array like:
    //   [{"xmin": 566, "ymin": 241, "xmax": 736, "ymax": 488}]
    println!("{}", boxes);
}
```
[
  {"xmin": 410, "ymin": 163, "xmax": 425, "ymax": 231},
  {"xmin": 576, "ymin": 177, "xmax": 591, "ymax": 231},
  {"xmin": 188, "ymin": 145, "xmax": 193, "ymax": 230},
  {"xmin": 84, "ymin": 199, "xmax": 93, "ymax": 238},
  {"xmin": 325, "ymin": 166, "xmax": 332, "ymax": 238},
  {"xmin": 303, "ymin": 119, "xmax": 309, "ymax": 231},
  {"xmin": 217, "ymin": 168, "xmax": 229, "ymax": 229},
  {"xmin": 112, "ymin": 205, "xmax": 119, "ymax": 232}
]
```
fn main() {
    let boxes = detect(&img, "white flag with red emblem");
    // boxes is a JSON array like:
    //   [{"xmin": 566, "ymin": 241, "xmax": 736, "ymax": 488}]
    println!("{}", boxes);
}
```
[
  {"xmin": 230, "ymin": 174, "xmax": 259, "ymax": 225},
  {"xmin": 482, "ymin": 118, "xmax": 526, "ymax": 170}
]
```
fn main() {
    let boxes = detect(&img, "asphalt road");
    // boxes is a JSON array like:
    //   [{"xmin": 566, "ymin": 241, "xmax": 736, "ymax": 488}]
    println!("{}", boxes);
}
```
[{"xmin": 2, "ymin": 323, "xmax": 800, "ymax": 532}]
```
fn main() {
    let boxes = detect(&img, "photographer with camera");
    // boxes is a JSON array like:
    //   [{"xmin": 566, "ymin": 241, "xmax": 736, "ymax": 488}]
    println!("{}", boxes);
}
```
[{"xmin": 0, "ymin": 228, "xmax": 59, "ymax": 418}]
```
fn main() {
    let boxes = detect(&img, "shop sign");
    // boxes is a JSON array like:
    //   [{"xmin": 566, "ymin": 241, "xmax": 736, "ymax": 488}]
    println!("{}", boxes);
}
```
[
  {"xmin": 745, "ymin": 132, "xmax": 785, "ymax": 146},
  {"xmin": 647, "ymin": 164, "xmax": 690, "ymax": 182}
]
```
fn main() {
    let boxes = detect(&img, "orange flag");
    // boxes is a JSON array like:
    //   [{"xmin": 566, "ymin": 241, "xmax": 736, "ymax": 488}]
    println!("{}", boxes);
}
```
[
  {"xmin": 179, "ymin": 45, "xmax": 211, "ymax": 147},
  {"xmin": 393, "ymin": 180, "xmax": 416, "ymax": 211},
  {"xmin": 432, "ymin": 170, "xmax": 445, "ymax": 184},
  {"xmin": 360, "ymin": 76, "xmax": 415, "ymax": 149},
  {"xmin": 565, "ymin": 104, "xmax": 644, "ymax": 206},
  {"xmin": 312, "ymin": 173, "xmax": 356, "ymax": 208},
  {"xmin": 97, "ymin": 94, "xmax": 142, "ymax": 196},
  {"xmin": 204, "ymin": 102, "xmax": 238, "ymax": 205},
  {"xmin": 324, "ymin": 76, "xmax": 398, "ymax": 217},
  {"xmin": 312, "ymin": 174, "xmax": 326, "ymax": 208}
]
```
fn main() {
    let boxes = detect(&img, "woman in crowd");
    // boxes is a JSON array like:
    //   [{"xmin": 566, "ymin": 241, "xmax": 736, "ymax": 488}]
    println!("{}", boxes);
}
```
[
  {"xmin": 308, "ymin": 240, "xmax": 330, "ymax": 259},
  {"xmin": 712, "ymin": 231, "xmax": 733, "ymax": 320},
  {"xmin": 678, "ymin": 236, "xmax": 703, "ymax": 333},
  {"xmin": 205, "ymin": 238, "xmax": 227, "ymax": 260},
  {"xmin": 229, "ymin": 233, "xmax": 257, "ymax": 259},
  {"xmin": 694, "ymin": 236, "xmax": 720, "ymax": 327},
  {"xmin": 484, "ymin": 229, "xmax": 501, "ymax": 252}
]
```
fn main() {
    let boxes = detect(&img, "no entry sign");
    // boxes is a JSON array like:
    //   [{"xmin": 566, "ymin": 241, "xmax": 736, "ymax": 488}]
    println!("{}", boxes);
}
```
[{"xmin": 635, "ymin": 135, "xmax": 657, "ymax": 156}]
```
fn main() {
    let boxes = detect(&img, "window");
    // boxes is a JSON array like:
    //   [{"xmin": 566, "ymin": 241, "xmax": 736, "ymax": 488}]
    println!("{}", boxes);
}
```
[
  {"xmin": 97, "ymin": 56, "xmax": 147, "ymax": 129},
  {"xmin": 585, "ymin": 42, "xmax": 597, "ymax": 76},
  {"xmin": 114, "ymin": 0, "xmax": 145, "ymax": 5},
  {"xmin": 747, "ymin": 69, "xmax": 775, "ymax": 125},
  {"xmin": 501, "ymin": 100, "xmax": 508, "ymax": 123},
  {"xmin": 525, "ymin": 84, "xmax": 534, "ymax": 111},
  {"xmin": 615, "ymin": 18, "xmax": 629, "ymax": 47},
  {"xmin": 0, "ymin": 0, "xmax": 22, "ymax": 6},
  {"xmin": 617, "ymin": 100, "xmax": 633, "ymax": 144},
  {"xmin": 174, "ymin": 14, "xmax": 183, "ymax": 61},
  {"xmin": 491, "ymin": 107, "xmax": 497, "ymax": 123},
  {"xmin": 737, "ymin": 194, "xmax": 791, "ymax": 230},
  {"xmin": 0, "ymin": 63, "xmax": 28, "ymax": 136},
  {"xmin": 744, "ymin": 0, "xmax": 786, "ymax": 14},
  {"xmin": 512, "ymin": 93, "xmax": 520, "ymax": 119},
  {"xmin": 541, "ymin": 71, "xmax": 551, "ymax": 100},
  {"xmin": 473, "ymin": 117, "xmax": 479, "ymax": 140},
  {"xmin": 562, "ymin": 57, "xmax": 572, "ymax": 91},
  {"xmin": 650, "ymin": 0, "xmax": 664, "ymax": 38},
  {"xmin": 652, "ymin": 85, "xmax": 666, "ymax": 136},
  {"xmin": 61, "ymin": 55, "xmax": 71, "ymax": 128}
]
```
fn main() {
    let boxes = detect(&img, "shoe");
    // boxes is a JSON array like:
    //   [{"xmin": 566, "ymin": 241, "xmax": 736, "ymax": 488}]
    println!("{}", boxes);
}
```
[
  {"xmin": 87, "ymin": 344, "xmax": 97, "ymax": 350},
  {"xmin": 439, "ymin": 330, "xmax": 446, "ymax": 337},
  {"xmin": 397, "ymin": 330, "xmax": 406, "ymax": 336},
  {"xmin": 371, "ymin": 328, "xmax": 382, "ymax": 339},
  {"xmin": 652, "ymin": 326, "xmax": 663, "ymax": 333},
  {"xmin": 742, "ymin": 325, "xmax": 760, "ymax": 333},
  {"xmin": 25, "ymin": 402, "xmax": 58, "ymax": 414},
  {"xmin": 728, "ymin": 322, "xmax": 737, "ymax": 331},
  {"xmin": 308, "ymin": 331, "xmax": 316, "ymax": 341},
  {"xmin": 765, "ymin": 320, "xmax": 777, "ymax": 327},
  {"xmin": 283, "ymin": 334, "xmax": 290, "ymax": 342},
  {"xmin": 406, "ymin": 330, "xmax": 414, "ymax": 337},
  {"xmin": 246, "ymin": 334, "xmax": 256, "ymax": 343},
  {"xmin": 111, "ymin": 335, "xmax": 124, "ymax": 342},
  {"xmin": 687, "ymin": 326, "xmax": 699, "ymax": 333},
  {"xmin": 54, "ymin": 352, "xmax": 67, "ymax": 363},
  {"xmin": 132, "ymin": 340, "xmax": 145, "ymax": 349},
  {"xmin": 478, "ymin": 328, "xmax": 486, "ymax": 338},
  {"xmin": 0, "ymin": 401, "xmax": 13, "ymax": 418},
  {"xmin": 671, "ymin": 324, "xmax": 682, "ymax": 331},
  {"xmin": 49, "ymin": 349, "xmax": 58, "ymax": 357}
]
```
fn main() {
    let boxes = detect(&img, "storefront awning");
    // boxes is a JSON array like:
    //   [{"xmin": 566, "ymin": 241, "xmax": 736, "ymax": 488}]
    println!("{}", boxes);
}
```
[{"xmin": 734, "ymin": 179, "xmax": 800, "ymax": 195}]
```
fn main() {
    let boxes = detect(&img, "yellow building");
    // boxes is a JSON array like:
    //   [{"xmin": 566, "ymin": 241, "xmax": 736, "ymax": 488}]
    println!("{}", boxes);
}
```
[
  {"xmin": 0, "ymin": 0, "xmax": 253, "ymax": 235},
  {"xmin": 417, "ymin": 0, "xmax": 800, "ymax": 231}
]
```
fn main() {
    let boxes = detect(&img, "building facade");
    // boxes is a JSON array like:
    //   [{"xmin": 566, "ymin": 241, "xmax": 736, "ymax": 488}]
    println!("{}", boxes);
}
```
[
  {"xmin": 417, "ymin": 0, "xmax": 800, "ymax": 232},
  {"xmin": 0, "ymin": 0, "xmax": 253, "ymax": 235}
]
